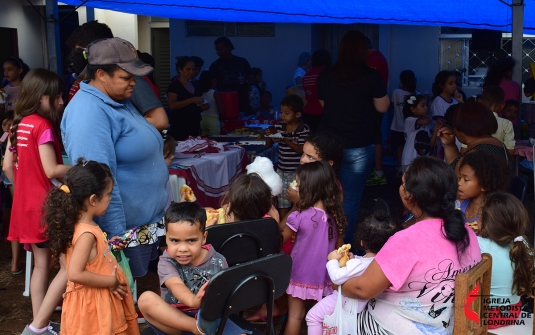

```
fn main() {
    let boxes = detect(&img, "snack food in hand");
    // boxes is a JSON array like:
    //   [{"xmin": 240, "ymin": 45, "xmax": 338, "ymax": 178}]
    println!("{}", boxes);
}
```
[
  {"xmin": 289, "ymin": 180, "xmax": 297, "ymax": 190},
  {"xmin": 206, "ymin": 208, "xmax": 226, "ymax": 225},
  {"xmin": 337, "ymin": 244, "xmax": 351, "ymax": 267},
  {"xmin": 180, "ymin": 184, "xmax": 196, "ymax": 202}
]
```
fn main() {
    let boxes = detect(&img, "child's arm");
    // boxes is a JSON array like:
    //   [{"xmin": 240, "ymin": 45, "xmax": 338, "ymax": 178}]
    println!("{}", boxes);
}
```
[
  {"xmin": 2, "ymin": 138, "xmax": 14, "ymax": 187},
  {"xmin": 416, "ymin": 116, "xmax": 431, "ymax": 125},
  {"xmin": 165, "ymin": 277, "xmax": 209, "ymax": 309},
  {"xmin": 326, "ymin": 251, "xmax": 370, "ymax": 285},
  {"xmin": 430, "ymin": 119, "xmax": 443, "ymax": 149},
  {"xmin": 281, "ymin": 138, "xmax": 304, "ymax": 154},
  {"xmin": 68, "ymin": 232, "xmax": 128, "ymax": 298},
  {"xmin": 281, "ymin": 224, "xmax": 295, "ymax": 245},
  {"xmin": 503, "ymin": 121, "xmax": 516, "ymax": 156},
  {"xmin": 39, "ymin": 143, "xmax": 71, "ymax": 179}
]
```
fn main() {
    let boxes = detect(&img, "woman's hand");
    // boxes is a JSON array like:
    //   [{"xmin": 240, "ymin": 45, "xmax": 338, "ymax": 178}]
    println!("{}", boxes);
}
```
[
  {"xmin": 327, "ymin": 249, "xmax": 342, "ymax": 261},
  {"xmin": 285, "ymin": 186, "xmax": 299, "ymax": 204},
  {"xmin": 437, "ymin": 125, "xmax": 455, "ymax": 146},
  {"xmin": 108, "ymin": 236, "xmax": 126, "ymax": 251},
  {"xmin": 109, "ymin": 266, "xmax": 129, "ymax": 300},
  {"xmin": 201, "ymin": 103, "xmax": 210, "ymax": 111}
]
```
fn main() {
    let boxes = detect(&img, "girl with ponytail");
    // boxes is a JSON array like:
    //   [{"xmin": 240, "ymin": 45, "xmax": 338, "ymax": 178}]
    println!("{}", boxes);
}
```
[
  {"xmin": 3, "ymin": 69, "xmax": 72, "ymax": 327},
  {"xmin": 340, "ymin": 156, "xmax": 481, "ymax": 335},
  {"xmin": 43, "ymin": 158, "xmax": 139, "ymax": 334},
  {"xmin": 478, "ymin": 192, "xmax": 535, "ymax": 329}
]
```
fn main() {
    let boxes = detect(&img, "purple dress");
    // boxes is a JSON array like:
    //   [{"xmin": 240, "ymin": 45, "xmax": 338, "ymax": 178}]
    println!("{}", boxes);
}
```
[{"xmin": 286, "ymin": 207, "xmax": 338, "ymax": 301}]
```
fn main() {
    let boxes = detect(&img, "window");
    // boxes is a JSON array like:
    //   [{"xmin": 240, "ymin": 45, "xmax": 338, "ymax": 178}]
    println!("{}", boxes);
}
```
[
  {"xmin": 440, "ymin": 33, "xmax": 535, "ymax": 87},
  {"xmin": 185, "ymin": 21, "xmax": 275, "ymax": 37}
]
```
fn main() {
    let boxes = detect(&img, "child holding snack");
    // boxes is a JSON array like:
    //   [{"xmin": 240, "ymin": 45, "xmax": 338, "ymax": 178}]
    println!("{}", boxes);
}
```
[
  {"xmin": 306, "ymin": 200, "xmax": 399, "ymax": 335},
  {"xmin": 265, "ymin": 94, "xmax": 310, "ymax": 219},
  {"xmin": 137, "ymin": 202, "xmax": 249, "ymax": 335},
  {"xmin": 42, "ymin": 159, "xmax": 138, "ymax": 335},
  {"xmin": 478, "ymin": 192, "xmax": 535, "ymax": 329},
  {"xmin": 457, "ymin": 150, "xmax": 512, "ymax": 233},
  {"xmin": 280, "ymin": 161, "xmax": 346, "ymax": 335}
]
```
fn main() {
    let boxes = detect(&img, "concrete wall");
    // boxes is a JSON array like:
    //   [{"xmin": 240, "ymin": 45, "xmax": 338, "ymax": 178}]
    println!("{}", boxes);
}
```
[
  {"xmin": 1, "ymin": 0, "xmax": 46, "ymax": 69},
  {"xmin": 169, "ymin": 20, "xmax": 313, "ymax": 106},
  {"xmin": 380, "ymin": 25, "xmax": 440, "ymax": 96}
]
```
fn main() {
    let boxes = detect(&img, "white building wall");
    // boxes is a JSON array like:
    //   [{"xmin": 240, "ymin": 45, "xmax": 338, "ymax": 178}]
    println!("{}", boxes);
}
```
[
  {"xmin": 1, "ymin": 0, "xmax": 46, "ymax": 69},
  {"xmin": 94, "ymin": 8, "xmax": 139, "ymax": 48},
  {"xmin": 169, "ymin": 20, "xmax": 312, "ymax": 106}
]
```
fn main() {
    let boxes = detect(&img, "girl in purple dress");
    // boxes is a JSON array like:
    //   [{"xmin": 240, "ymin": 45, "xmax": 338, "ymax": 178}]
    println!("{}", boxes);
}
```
[{"xmin": 281, "ymin": 160, "xmax": 346, "ymax": 335}]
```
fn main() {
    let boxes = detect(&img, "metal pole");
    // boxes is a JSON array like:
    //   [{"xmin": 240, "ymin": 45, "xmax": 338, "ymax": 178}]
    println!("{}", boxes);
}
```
[
  {"xmin": 511, "ymin": 0, "xmax": 524, "ymax": 95},
  {"xmin": 46, "ymin": 0, "xmax": 62, "ymax": 76},
  {"xmin": 86, "ymin": 7, "xmax": 95, "ymax": 22}
]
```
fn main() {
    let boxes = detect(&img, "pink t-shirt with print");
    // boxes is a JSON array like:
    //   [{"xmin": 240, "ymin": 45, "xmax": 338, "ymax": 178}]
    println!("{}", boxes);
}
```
[{"xmin": 369, "ymin": 218, "xmax": 481, "ymax": 335}]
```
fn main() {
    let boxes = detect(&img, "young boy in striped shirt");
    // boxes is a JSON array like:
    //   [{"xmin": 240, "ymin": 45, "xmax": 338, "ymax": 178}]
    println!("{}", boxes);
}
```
[{"xmin": 265, "ymin": 94, "xmax": 310, "ymax": 218}]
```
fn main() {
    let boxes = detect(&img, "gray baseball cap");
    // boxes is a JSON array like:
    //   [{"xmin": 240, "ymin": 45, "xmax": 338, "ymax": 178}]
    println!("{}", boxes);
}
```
[{"xmin": 86, "ymin": 37, "xmax": 153, "ymax": 76}]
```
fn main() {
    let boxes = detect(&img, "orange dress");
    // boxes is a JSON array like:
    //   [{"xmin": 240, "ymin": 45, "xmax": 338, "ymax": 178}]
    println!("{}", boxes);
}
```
[{"xmin": 61, "ymin": 223, "xmax": 139, "ymax": 335}]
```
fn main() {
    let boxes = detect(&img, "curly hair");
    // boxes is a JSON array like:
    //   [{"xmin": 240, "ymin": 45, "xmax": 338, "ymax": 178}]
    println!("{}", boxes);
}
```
[
  {"xmin": 305, "ymin": 132, "xmax": 343, "ymax": 177},
  {"xmin": 459, "ymin": 150, "xmax": 512, "ymax": 194},
  {"xmin": 223, "ymin": 173, "xmax": 273, "ymax": 222},
  {"xmin": 359, "ymin": 211, "xmax": 400, "ymax": 254},
  {"xmin": 295, "ymin": 161, "xmax": 346, "ymax": 238},
  {"xmin": 480, "ymin": 192, "xmax": 535, "ymax": 297},
  {"xmin": 10, "ymin": 69, "xmax": 64, "ymax": 163},
  {"xmin": 280, "ymin": 94, "xmax": 304, "ymax": 114},
  {"xmin": 44, "ymin": 158, "xmax": 113, "ymax": 260}
]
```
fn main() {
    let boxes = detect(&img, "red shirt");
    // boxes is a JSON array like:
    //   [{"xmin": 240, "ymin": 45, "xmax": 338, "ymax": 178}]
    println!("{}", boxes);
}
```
[
  {"xmin": 367, "ymin": 50, "xmax": 389, "ymax": 87},
  {"xmin": 8, "ymin": 114, "xmax": 62, "ymax": 243},
  {"xmin": 303, "ymin": 67, "xmax": 325, "ymax": 115}
]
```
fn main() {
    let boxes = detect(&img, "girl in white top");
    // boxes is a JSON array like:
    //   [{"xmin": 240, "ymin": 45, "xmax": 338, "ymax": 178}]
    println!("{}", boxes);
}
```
[
  {"xmin": 429, "ymin": 71, "xmax": 464, "ymax": 121},
  {"xmin": 401, "ymin": 94, "xmax": 439, "ymax": 172},
  {"xmin": 306, "ymin": 204, "xmax": 399, "ymax": 335},
  {"xmin": 478, "ymin": 192, "xmax": 535, "ymax": 329},
  {"xmin": 390, "ymin": 70, "xmax": 416, "ymax": 173},
  {"xmin": 198, "ymin": 71, "xmax": 224, "ymax": 136}
]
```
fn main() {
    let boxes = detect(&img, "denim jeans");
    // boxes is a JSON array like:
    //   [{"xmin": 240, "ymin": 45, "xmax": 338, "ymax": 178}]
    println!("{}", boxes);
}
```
[{"xmin": 340, "ymin": 145, "xmax": 375, "ymax": 245}]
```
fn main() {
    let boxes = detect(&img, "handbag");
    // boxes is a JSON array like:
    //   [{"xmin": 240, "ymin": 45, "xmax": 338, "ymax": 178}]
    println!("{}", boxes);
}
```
[
  {"xmin": 322, "ymin": 287, "xmax": 359, "ymax": 335},
  {"xmin": 112, "ymin": 250, "xmax": 135, "ymax": 296}
]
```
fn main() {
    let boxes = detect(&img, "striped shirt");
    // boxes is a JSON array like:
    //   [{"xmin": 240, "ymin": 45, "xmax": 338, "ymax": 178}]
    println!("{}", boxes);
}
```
[{"xmin": 275, "ymin": 120, "xmax": 310, "ymax": 171}]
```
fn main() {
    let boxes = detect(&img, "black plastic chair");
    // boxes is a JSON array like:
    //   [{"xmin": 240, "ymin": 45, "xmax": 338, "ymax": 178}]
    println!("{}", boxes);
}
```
[
  {"xmin": 206, "ymin": 218, "xmax": 281, "ymax": 266},
  {"xmin": 199, "ymin": 253, "xmax": 292, "ymax": 335},
  {"xmin": 510, "ymin": 176, "xmax": 527, "ymax": 202}
]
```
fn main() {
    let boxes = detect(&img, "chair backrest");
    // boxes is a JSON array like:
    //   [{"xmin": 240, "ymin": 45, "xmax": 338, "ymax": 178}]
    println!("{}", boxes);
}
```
[
  {"xmin": 510, "ymin": 176, "xmax": 527, "ymax": 203},
  {"xmin": 454, "ymin": 253, "xmax": 492, "ymax": 335},
  {"xmin": 199, "ymin": 253, "xmax": 292, "ymax": 335},
  {"xmin": 206, "ymin": 218, "xmax": 280, "ymax": 266}
]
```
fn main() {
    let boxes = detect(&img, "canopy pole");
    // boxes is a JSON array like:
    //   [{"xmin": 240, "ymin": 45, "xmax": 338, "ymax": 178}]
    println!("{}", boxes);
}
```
[
  {"xmin": 46, "ymin": 0, "xmax": 62, "ymax": 76},
  {"xmin": 511, "ymin": 0, "xmax": 524, "ymax": 89}
]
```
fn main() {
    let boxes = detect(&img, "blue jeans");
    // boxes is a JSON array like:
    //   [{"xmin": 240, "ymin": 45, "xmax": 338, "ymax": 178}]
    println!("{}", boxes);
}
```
[{"xmin": 340, "ymin": 145, "xmax": 375, "ymax": 245}]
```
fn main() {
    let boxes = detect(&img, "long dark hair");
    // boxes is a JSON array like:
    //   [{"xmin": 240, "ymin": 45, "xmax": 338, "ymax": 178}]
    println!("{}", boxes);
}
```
[
  {"xmin": 404, "ymin": 156, "xmax": 470, "ymax": 254},
  {"xmin": 296, "ymin": 161, "xmax": 346, "ymax": 238},
  {"xmin": 483, "ymin": 57, "xmax": 516, "ymax": 88},
  {"xmin": 330, "ymin": 30, "xmax": 373, "ymax": 87},
  {"xmin": 10, "ymin": 69, "xmax": 65, "ymax": 163},
  {"xmin": 432, "ymin": 70, "xmax": 454, "ymax": 97},
  {"xmin": 44, "ymin": 158, "xmax": 113, "ymax": 260},
  {"xmin": 480, "ymin": 192, "xmax": 535, "ymax": 297},
  {"xmin": 305, "ymin": 132, "xmax": 343, "ymax": 177},
  {"xmin": 3, "ymin": 56, "xmax": 30, "ymax": 82}
]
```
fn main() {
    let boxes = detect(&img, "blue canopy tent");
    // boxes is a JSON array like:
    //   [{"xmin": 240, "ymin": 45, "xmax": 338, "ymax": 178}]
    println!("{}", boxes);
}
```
[{"xmin": 60, "ymin": 0, "xmax": 533, "ymax": 32}]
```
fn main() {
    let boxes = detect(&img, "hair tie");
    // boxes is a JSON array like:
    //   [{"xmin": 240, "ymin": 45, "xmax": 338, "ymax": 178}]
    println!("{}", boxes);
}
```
[
  {"xmin": 59, "ymin": 185, "xmax": 70, "ymax": 194},
  {"xmin": 9, "ymin": 145, "xmax": 16, "ymax": 153},
  {"xmin": 514, "ymin": 236, "xmax": 524, "ymax": 242}
]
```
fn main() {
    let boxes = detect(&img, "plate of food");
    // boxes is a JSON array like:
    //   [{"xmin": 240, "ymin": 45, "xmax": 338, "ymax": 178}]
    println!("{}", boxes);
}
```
[{"xmin": 266, "ymin": 133, "xmax": 283, "ymax": 139}]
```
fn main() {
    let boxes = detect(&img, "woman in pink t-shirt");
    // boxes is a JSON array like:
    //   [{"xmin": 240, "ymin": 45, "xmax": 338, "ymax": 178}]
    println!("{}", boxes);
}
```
[
  {"xmin": 483, "ymin": 57, "xmax": 521, "ymax": 103},
  {"xmin": 341, "ymin": 156, "xmax": 481, "ymax": 335}
]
